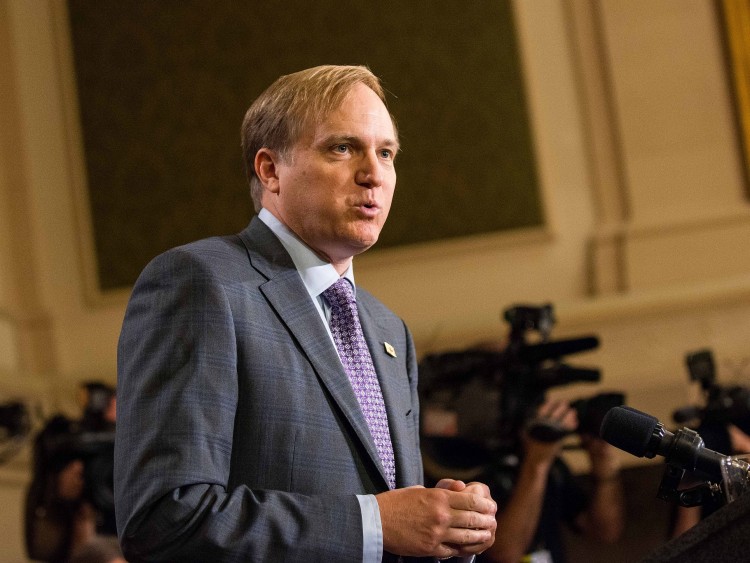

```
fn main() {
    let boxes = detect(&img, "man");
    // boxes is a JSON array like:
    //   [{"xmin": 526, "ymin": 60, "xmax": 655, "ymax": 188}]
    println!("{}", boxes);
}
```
[{"xmin": 115, "ymin": 65, "xmax": 497, "ymax": 562}]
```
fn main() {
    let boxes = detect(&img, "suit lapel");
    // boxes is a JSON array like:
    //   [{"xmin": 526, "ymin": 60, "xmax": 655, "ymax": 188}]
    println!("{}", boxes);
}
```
[{"xmin": 238, "ymin": 218, "xmax": 390, "ymax": 488}]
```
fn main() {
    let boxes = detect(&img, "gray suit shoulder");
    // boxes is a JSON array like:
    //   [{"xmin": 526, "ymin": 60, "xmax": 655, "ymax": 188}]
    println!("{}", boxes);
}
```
[
  {"xmin": 166, "ymin": 232, "xmax": 247, "ymax": 263},
  {"xmin": 135, "ymin": 232, "xmax": 250, "ymax": 285}
]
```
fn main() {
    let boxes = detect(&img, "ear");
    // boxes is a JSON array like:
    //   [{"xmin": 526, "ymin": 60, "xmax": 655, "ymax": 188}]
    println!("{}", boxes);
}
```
[{"xmin": 254, "ymin": 148, "xmax": 282, "ymax": 194}]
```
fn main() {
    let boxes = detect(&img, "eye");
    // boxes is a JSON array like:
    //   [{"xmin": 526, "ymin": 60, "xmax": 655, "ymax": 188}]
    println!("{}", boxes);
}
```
[
  {"xmin": 333, "ymin": 144, "xmax": 350, "ymax": 154},
  {"xmin": 379, "ymin": 149, "xmax": 394, "ymax": 160}
]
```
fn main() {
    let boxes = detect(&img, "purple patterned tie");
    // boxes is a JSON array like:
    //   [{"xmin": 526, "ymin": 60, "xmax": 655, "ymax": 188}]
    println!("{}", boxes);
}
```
[{"xmin": 323, "ymin": 278, "xmax": 396, "ymax": 489}]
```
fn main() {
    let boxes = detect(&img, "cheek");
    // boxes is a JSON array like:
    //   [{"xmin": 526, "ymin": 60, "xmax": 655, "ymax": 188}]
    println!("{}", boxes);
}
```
[
  {"xmin": 295, "ymin": 179, "xmax": 340, "ymax": 222},
  {"xmin": 382, "ymin": 185, "xmax": 396, "ymax": 214}
]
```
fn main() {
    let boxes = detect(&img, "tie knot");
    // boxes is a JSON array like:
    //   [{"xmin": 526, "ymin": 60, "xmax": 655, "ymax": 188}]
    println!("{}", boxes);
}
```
[{"xmin": 323, "ymin": 278, "xmax": 355, "ymax": 309}]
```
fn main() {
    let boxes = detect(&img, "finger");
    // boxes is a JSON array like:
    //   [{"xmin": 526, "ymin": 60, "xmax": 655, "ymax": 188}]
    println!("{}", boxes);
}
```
[
  {"xmin": 443, "ymin": 526, "xmax": 494, "ymax": 548},
  {"xmin": 463, "ymin": 481, "xmax": 491, "ymax": 498},
  {"xmin": 461, "ymin": 487, "xmax": 497, "ymax": 516},
  {"xmin": 536, "ymin": 399, "xmax": 557, "ymax": 418},
  {"xmin": 560, "ymin": 407, "xmax": 578, "ymax": 430},
  {"xmin": 435, "ymin": 478, "xmax": 466, "ymax": 491},
  {"xmin": 447, "ymin": 507, "xmax": 497, "ymax": 531},
  {"xmin": 436, "ymin": 544, "xmax": 459, "ymax": 560},
  {"xmin": 546, "ymin": 399, "xmax": 571, "ymax": 421},
  {"xmin": 447, "ymin": 490, "xmax": 496, "ymax": 514}
]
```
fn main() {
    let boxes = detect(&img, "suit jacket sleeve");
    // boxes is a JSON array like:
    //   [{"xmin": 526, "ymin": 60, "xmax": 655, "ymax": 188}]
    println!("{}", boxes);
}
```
[{"xmin": 115, "ymin": 243, "xmax": 372, "ymax": 562}]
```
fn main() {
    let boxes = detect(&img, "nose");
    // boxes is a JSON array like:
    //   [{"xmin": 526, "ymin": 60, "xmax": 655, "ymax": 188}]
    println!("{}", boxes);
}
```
[{"xmin": 354, "ymin": 150, "xmax": 383, "ymax": 188}]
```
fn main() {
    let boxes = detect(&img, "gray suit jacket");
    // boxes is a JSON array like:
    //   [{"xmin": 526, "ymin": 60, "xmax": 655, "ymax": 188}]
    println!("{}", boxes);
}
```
[{"xmin": 115, "ymin": 217, "xmax": 425, "ymax": 562}]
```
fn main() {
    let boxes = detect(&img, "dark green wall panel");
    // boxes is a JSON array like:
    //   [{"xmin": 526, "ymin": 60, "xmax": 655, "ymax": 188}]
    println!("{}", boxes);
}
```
[{"xmin": 67, "ymin": 0, "xmax": 542, "ymax": 290}]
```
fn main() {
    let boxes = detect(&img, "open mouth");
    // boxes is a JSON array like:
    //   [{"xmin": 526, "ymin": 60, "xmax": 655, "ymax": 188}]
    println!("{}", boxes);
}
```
[{"xmin": 357, "ymin": 202, "xmax": 379, "ymax": 217}]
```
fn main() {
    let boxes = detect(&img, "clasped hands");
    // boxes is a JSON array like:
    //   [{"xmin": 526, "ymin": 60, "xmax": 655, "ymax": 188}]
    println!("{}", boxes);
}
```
[{"xmin": 377, "ymin": 478, "xmax": 497, "ymax": 559}]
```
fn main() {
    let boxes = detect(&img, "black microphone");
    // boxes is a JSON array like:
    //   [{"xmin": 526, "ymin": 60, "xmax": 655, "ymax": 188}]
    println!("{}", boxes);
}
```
[{"xmin": 600, "ymin": 406, "xmax": 726, "ymax": 481}]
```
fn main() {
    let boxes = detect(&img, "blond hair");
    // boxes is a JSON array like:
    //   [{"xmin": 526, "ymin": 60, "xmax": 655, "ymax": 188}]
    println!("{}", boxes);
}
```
[{"xmin": 241, "ymin": 65, "xmax": 396, "ymax": 211}]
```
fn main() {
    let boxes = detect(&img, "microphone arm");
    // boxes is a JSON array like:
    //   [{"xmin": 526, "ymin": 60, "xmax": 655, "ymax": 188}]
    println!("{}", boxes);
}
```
[{"xmin": 646, "ymin": 420, "xmax": 725, "ymax": 482}]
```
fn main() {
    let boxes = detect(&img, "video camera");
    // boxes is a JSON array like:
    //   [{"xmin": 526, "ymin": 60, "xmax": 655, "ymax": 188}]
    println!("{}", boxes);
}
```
[
  {"xmin": 419, "ymin": 303, "xmax": 624, "ymax": 456},
  {"xmin": 33, "ymin": 420, "xmax": 115, "ymax": 515},
  {"xmin": 25, "ymin": 382, "xmax": 116, "ymax": 561},
  {"xmin": 673, "ymin": 349, "xmax": 750, "ymax": 439}
]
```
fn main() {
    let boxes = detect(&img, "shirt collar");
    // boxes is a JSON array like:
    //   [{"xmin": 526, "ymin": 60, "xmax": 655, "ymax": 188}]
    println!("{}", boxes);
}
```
[{"xmin": 258, "ymin": 208, "xmax": 355, "ymax": 299}]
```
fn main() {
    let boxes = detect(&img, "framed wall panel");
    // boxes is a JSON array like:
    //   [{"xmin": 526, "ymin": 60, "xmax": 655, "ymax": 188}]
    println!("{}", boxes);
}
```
[{"xmin": 62, "ymin": 0, "xmax": 543, "ymax": 294}]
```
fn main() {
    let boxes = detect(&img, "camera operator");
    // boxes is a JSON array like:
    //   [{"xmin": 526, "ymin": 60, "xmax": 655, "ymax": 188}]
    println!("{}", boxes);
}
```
[
  {"xmin": 479, "ymin": 398, "xmax": 624, "ymax": 563},
  {"xmin": 668, "ymin": 349, "xmax": 750, "ymax": 538},
  {"xmin": 25, "ymin": 381, "xmax": 121, "ymax": 563},
  {"xmin": 669, "ymin": 421, "xmax": 750, "ymax": 538},
  {"xmin": 419, "ymin": 305, "xmax": 625, "ymax": 562}
]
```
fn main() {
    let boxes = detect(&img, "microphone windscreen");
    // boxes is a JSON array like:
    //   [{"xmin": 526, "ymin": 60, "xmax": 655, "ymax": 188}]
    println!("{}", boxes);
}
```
[{"xmin": 600, "ymin": 406, "xmax": 659, "ymax": 457}]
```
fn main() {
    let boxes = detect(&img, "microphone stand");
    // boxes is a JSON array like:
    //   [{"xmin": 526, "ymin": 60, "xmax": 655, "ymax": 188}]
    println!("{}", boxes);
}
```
[
  {"xmin": 655, "ymin": 426, "xmax": 749, "ymax": 508},
  {"xmin": 657, "ymin": 463, "xmax": 723, "ymax": 507}
]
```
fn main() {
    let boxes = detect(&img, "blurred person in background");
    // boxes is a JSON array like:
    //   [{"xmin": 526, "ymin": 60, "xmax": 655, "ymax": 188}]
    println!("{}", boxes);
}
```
[
  {"xmin": 419, "ymin": 335, "xmax": 625, "ymax": 563},
  {"xmin": 25, "ymin": 381, "xmax": 121, "ymax": 563},
  {"xmin": 479, "ymin": 398, "xmax": 624, "ymax": 563},
  {"xmin": 670, "ymin": 421, "xmax": 750, "ymax": 538}
]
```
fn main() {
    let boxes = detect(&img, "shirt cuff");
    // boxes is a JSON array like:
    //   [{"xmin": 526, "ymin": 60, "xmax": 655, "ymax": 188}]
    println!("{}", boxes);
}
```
[{"xmin": 356, "ymin": 494, "xmax": 382, "ymax": 563}]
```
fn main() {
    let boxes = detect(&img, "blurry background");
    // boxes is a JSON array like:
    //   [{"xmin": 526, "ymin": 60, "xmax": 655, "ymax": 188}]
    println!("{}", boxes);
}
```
[{"xmin": 2, "ymin": 0, "xmax": 750, "ymax": 560}]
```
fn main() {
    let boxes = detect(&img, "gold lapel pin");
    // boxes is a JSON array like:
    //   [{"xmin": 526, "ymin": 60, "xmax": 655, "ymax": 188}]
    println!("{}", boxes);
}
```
[{"xmin": 384, "ymin": 342, "xmax": 397, "ymax": 358}]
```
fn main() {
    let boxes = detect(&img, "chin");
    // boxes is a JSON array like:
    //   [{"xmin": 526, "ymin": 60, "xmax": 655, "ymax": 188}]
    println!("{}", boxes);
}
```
[
  {"xmin": 347, "ymin": 226, "xmax": 382, "ymax": 246},
  {"xmin": 351, "ymin": 241, "xmax": 377, "ymax": 255},
  {"xmin": 345, "ymin": 235, "xmax": 379, "ymax": 256}
]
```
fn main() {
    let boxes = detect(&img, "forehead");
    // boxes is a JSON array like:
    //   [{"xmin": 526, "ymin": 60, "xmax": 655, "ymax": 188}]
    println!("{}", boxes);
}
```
[{"xmin": 305, "ymin": 84, "xmax": 397, "ymax": 143}]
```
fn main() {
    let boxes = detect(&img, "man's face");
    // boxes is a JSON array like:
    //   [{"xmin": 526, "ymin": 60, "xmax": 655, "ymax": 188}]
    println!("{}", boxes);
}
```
[{"xmin": 261, "ymin": 83, "xmax": 398, "ymax": 270}]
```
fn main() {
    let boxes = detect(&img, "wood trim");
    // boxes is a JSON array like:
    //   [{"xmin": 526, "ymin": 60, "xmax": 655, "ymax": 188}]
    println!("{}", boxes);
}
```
[{"xmin": 721, "ymin": 0, "xmax": 750, "ymax": 199}]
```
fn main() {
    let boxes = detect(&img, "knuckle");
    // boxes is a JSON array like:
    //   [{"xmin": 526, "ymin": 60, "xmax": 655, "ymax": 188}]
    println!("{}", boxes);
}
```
[{"xmin": 434, "ymin": 509, "xmax": 451, "ymax": 528}]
